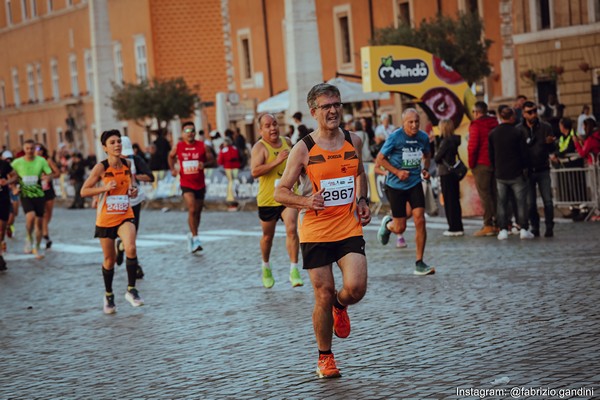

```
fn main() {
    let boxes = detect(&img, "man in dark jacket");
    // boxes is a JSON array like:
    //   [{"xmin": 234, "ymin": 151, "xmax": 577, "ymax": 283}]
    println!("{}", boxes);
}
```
[
  {"xmin": 489, "ymin": 107, "xmax": 532, "ymax": 240},
  {"xmin": 468, "ymin": 101, "xmax": 499, "ymax": 236},
  {"xmin": 517, "ymin": 101, "xmax": 556, "ymax": 237}
]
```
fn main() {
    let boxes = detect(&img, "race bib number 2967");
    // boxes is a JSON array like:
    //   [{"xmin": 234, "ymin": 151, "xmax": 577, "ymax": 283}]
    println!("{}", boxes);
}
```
[{"xmin": 320, "ymin": 176, "xmax": 354, "ymax": 207}]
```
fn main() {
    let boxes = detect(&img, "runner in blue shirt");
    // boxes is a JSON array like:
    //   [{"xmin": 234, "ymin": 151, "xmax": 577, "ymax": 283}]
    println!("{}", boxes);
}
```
[{"xmin": 375, "ymin": 108, "xmax": 435, "ymax": 275}]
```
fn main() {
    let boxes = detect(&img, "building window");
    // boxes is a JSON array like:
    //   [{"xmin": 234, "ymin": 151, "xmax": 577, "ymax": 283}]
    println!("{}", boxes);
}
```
[
  {"xmin": 50, "ymin": 59, "xmax": 59, "ymax": 101},
  {"xmin": 19, "ymin": 130, "xmax": 24, "ymax": 146},
  {"xmin": 20, "ymin": 0, "xmax": 27, "ymax": 20},
  {"xmin": 4, "ymin": 132, "xmax": 9, "ymax": 149},
  {"xmin": 333, "ymin": 5, "xmax": 355, "ymax": 72},
  {"xmin": 47, "ymin": 0, "xmax": 52, "ymax": 12},
  {"xmin": 27, "ymin": 64, "xmax": 36, "ymax": 102},
  {"xmin": 339, "ymin": 15, "xmax": 351, "ymax": 63},
  {"xmin": 35, "ymin": 63, "xmax": 43, "ymax": 101},
  {"xmin": 11, "ymin": 68, "xmax": 20, "ymax": 107},
  {"xmin": 113, "ymin": 42, "xmax": 124, "ymax": 84},
  {"xmin": 591, "ymin": 0, "xmax": 600, "ymax": 23},
  {"xmin": 84, "ymin": 49, "xmax": 93, "ymax": 95},
  {"xmin": 395, "ymin": 0, "xmax": 411, "ymax": 26},
  {"xmin": 69, "ymin": 54, "xmax": 79, "ymax": 96},
  {"xmin": 33, "ymin": 130, "xmax": 39, "ymax": 143},
  {"xmin": 240, "ymin": 36, "xmax": 252, "ymax": 80},
  {"xmin": 6, "ymin": 0, "xmax": 13, "ymax": 25},
  {"xmin": 0, "ymin": 81, "xmax": 6, "ymax": 109},
  {"xmin": 42, "ymin": 130, "xmax": 47, "ymax": 146},
  {"xmin": 30, "ymin": 0, "xmax": 36, "ymax": 17},
  {"xmin": 467, "ymin": 0, "xmax": 479, "ymax": 13},
  {"xmin": 539, "ymin": 0, "xmax": 551, "ymax": 29},
  {"xmin": 134, "ymin": 36, "xmax": 148, "ymax": 82},
  {"xmin": 57, "ymin": 127, "xmax": 63, "ymax": 144},
  {"xmin": 236, "ymin": 29, "xmax": 254, "ymax": 85}
]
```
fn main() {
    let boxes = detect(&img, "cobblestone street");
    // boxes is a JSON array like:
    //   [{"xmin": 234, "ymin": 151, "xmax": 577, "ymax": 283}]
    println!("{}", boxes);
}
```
[{"xmin": 1, "ymin": 207, "xmax": 599, "ymax": 399}]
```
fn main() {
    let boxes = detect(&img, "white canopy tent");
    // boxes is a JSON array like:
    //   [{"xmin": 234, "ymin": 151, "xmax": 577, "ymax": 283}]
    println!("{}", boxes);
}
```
[
  {"xmin": 256, "ymin": 77, "xmax": 390, "ymax": 114},
  {"xmin": 256, "ymin": 90, "xmax": 289, "ymax": 114}
]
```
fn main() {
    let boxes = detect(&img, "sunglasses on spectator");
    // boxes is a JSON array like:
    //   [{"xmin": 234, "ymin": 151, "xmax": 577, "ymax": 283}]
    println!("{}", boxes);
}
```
[
  {"xmin": 315, "ymin": 102, "xmax": 343, "ymax": 111},
  {"xmin": 184, "ymin": 128, "xmax": 195, "ymax": 133},
  {"xmin": 524, "ymin": 109, "xmax": 538, "ymax": 115}
]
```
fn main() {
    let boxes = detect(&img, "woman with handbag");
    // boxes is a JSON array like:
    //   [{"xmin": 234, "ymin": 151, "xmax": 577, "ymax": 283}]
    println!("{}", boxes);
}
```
[{"xmin": 434, "ymin": 119, "xmax": 464, "ymax": 236}]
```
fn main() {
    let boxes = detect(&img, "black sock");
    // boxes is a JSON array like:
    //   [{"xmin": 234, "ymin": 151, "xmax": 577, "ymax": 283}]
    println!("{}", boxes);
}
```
[
  {"xmin": 43, "ymin": 235, "xmax": 49, "ymax": 240},
  {"xmin": 102, "ymin": 267, "xmax": 114, "ymax": 293},
  {"xmin": 319, "ymin": 349, "xmax": 332, "ymax": 356},
  {"xmin": 333, "ymin": 295, "xmax": 345, "ymax": 310},
  {"xmin": 126, "ymin": 257, "xmax": 138, "ymax": 288}
]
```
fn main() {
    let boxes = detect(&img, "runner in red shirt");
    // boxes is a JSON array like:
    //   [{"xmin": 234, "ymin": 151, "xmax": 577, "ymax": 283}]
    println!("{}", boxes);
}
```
[{"xmin": 168, "ymin": 122, "xmax": 216, "ymax": 253}]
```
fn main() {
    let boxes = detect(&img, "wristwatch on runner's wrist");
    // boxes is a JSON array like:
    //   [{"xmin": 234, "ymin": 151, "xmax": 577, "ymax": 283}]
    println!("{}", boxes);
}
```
[{"xmin": 357, "ymin": 196, "xmax": 369, "ymax": 206}]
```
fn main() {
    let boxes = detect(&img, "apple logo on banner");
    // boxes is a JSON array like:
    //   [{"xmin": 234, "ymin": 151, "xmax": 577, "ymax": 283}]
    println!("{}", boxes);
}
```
[{"xmin": 378, "ymin": 56, "xmax": 429, "ymax": 85}]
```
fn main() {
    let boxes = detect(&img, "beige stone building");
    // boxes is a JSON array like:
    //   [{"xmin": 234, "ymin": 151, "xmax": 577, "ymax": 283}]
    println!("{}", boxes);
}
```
[{"xmin": 511, "ymin": 0, "xmax": 600, "ymax": 118}]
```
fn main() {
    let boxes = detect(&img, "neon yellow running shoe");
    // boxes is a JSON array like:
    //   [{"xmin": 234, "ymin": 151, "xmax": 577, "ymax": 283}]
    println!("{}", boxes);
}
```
[
  {"xmin": 289, "ymin": 267, "xmax": 304, "ymax": 287},
  {"xmin": 262, "ymin": 267, "xmax": 275, "ymax": 288}
]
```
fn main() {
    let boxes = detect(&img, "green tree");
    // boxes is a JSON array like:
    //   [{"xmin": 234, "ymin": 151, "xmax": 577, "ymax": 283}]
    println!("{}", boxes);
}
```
[
  {"xmin": 371, "ymin": 12, "xmax": 492, "ymax": 85},
  {"xmin": 110, "ymin": 77, "xmax": 198, "ymax": 133}
]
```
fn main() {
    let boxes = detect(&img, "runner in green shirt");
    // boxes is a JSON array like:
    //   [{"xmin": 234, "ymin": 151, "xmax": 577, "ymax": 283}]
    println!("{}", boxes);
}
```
[{"xmin": 11, "ymin": 139, "xmax": 52, "ymax": 259}]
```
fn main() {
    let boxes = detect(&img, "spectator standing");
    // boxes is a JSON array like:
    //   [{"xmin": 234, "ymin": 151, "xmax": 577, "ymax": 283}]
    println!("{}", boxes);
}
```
[
  {"xmin": 352, "ymin": 120, "xmax": 373, "ymax": 162},
  {"xmin": 577, "ymin": 106, "xmax": 596, "ymax": 137},
  {"xmin": 514, "ymin": 95, "xmax": 527, "ymax": 125},
  {"xmin": 488, "ymin": 107, "xmax": 533, "ymax": 240},
  {"xmin": 217, "ymin": 137, "xmax": 242, "ymax": 169},
  {"xmin": 360, "ymin": 117, "xmax": 375, "ymax": 146},
  {"xmin": 434, "ymin": 119, "xmax": 464, "ymax": 236},
  {"xmin": 232, "ymin": 128, "xmax": 249, "ymax": 169},
  {"xmin": 556, "ymin": 118, "xmax": 585, "ymax": 205},
  {"xmin": 68, "ymin": 153, "xmax": 86, "ymax": 209},
  {"xmin": 540, "ymin": 94, "xmax": 565, "ymax": 137},
  {"xmin": 149, "ymin": 130, "xmax": 171, "ymax": 187},
  {"xmin": 209, "ymin": 130, "xmax": 224, "ymax": 152},
  {"xmin": 289, "ymin": 111, "xmax": 303, "ymax": 145},
  {"xmin": 517, "ymin": 101, "xmax": 556, "ymax": 238},
  {"xmin": 574, "ymin": 118, "xmax": 600, "ymax": 164},
  {"xmin": 468, "ymin": 101, "xmax": 499, "ymax": 236},
  {"xmin": 374, "ymin": 113, "xmax": 395, "ymax": 140}
]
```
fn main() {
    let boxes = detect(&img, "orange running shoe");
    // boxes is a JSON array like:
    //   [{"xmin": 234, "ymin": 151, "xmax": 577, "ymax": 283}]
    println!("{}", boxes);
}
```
[
  {"xmin": 332, "ymin": 305, "xmax": 351, "ymax": 338},
  {"xmin": 316, "ymin": 354, "xmax": 341, "ymax": 379}
]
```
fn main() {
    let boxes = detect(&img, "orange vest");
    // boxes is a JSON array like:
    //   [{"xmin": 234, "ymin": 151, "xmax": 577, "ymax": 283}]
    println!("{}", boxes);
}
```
[
  {"xmin": 95, "ymin": 159, "xmax": 135, "ymax": 228},
  {"xmin": 299, "ymin": 130, "xmax": 363, "ymax": 243}
]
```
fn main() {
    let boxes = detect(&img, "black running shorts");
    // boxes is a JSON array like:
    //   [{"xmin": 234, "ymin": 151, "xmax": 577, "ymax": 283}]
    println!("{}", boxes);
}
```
[
  {"xmin": 181, "ymin": 186, "xmax": 206, "ymax": 200},
  {"xmin": 385, "ymin": 184, "xmax": 425, "ymax": 218},
  {"xmin": 258, "ymin": 206, "xmax": 286, "ymax": 222},
  {"xmin": 94, "ymin": 219, "xmax": 136, "ymax": 239},
  {"xmin": 21, "ymin": 197, "xmax": 46, "ymax": 217},
  {"xmin": 301, "ymin": 236, "xmax": 365, "ymax": 269},
  {"xmin": 0, "ymin": 198, "xmax": 10, "ymax": 221}
]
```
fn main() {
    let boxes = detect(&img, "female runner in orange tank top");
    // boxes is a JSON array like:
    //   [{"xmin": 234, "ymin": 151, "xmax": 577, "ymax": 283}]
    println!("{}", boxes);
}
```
[{"xmin": 81, "ymin": 130, "xmax": 144, "ymax": 314}]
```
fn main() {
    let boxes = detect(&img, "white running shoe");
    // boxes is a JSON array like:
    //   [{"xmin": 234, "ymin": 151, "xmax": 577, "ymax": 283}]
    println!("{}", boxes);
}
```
[
  {"xmin": 187, "ymin": 233, "xmax": 194, "ymax": 253},
  {"xmin": 103, "ymin": 293, "xmax": 117, "ymax": 314},
  {"xmin": 192, "ymin": 236, "xmax": 203, "ymax": 253},
  {"xmin": 125, "ymin": 288, "xmax": 144, "ymax": 307},
  {"xmin": 497, "ymin": 229, "xmax": 509, "ymax": 240},
  {"xmin": 24, "ymin": 236, "xmax": 32, "ymax": 254},
  {"xmin": 520, "ymin": 229, "xmax": 534, "ymax": 240}
]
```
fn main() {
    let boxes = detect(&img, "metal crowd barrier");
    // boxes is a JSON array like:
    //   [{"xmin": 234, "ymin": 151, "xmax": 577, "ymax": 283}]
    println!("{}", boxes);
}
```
[{"xmin": 550, "ymin": 154, "xmax": 599, "ymax": 220}]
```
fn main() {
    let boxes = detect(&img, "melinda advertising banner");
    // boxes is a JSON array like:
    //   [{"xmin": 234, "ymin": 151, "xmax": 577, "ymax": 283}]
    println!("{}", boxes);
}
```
[{"xmin": 361, "ymin": 45, "xmax": 482, "ymax": 217}]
